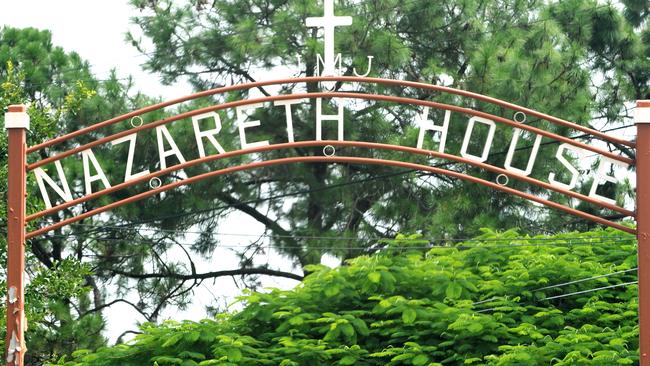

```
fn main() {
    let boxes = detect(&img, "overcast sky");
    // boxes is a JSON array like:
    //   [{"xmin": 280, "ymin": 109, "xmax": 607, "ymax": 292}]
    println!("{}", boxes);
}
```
[{"xmin": 0, "ymin": 0, "xmax": 192, "ymax": 100}]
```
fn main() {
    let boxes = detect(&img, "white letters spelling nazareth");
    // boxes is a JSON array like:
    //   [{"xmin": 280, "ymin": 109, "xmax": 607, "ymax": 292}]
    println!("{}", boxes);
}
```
[
  {"xmin": 192, "ymin": 111, "xmax": 226, "ymax": 157},
  {"xmin": 416, "ymin": 107, "xmax": 450, "ymax": 152},
  {"xmin": 460, "ymin": 116, "xmax": 496, "ymax": 162},
  {"xmin": 111, "ymin": 133, "xmax": 150, "ymax": 181},
  {"xmin": 504, "ymin": 129, "xmax": 542, "ymax": 176},
  {"xmin": 589, "ymin": 157, "xmax": 629, "ymax": 205},
  {"xmin": 34, "ymin": 161, "xmax": 73, "ymax": 209},
  {"xmin": 237, "ymin": 103, "xmax": 269, "ymax": 149},
  {"xmin": 81, "ymin": 149, "xmax": 112, "ymax": 195},
  {"xmin": 316, "ymin": 98, "xmax": 344, "ymax": 141},
  {"xmin": 547, "ymin": 143, "xmax": 583, "ymax": 190}
]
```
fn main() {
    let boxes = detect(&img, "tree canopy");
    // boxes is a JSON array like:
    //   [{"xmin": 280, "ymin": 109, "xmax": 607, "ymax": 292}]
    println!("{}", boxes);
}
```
[
  {"xmin": 2, "ymin": 0, "xmax": 649, "ymax": 362},
  {"xmin": 54, "ymin": 228, "xmax": 639, "ymax": 365},
  {"xmin": 115, "ymin": 0, "xmax": 648, "ymax": 268},
  {"xmin": 0, "ymin": 26, "xmax": 154, "ymax": 363}
]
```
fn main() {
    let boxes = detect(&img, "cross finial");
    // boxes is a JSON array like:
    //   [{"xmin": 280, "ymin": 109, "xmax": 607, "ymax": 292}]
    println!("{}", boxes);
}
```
[{"xmin": 306, "ymin": 0, "xmax": 352, "ymax": 76}]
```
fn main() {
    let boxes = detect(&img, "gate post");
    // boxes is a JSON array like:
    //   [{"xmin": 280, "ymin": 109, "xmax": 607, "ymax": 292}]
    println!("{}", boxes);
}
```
[
  {"xmin": 4, "ymin": 105, "xmax": 29, "ymax": 366},
  {"xmin": 636, "ymin": 100, "xmax": 650, "ymax": 363}
]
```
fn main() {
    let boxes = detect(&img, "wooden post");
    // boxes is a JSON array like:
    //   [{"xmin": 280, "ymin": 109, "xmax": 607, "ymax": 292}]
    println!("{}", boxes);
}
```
[
  {"xmin": 4, "ymin": 105, "xmax": 29, "ymax": 366},
  {"xmin": 636, "ymin": 100, "xmax": 650, "ymax": 364}
]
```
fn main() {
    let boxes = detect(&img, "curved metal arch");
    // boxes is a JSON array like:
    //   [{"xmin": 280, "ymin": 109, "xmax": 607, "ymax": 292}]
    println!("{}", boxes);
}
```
[
  {"xmin": 26, "ymin": 154, "xmax": 635, "ymax": 240},
  {"xmin": 27, "ymin": 76, "xmax": 634, "ymax": 154},
  {"xmin": 27, "ymin": 140, "xmax": 634, "ymax": 223},
  {"xmin": 27, "ymin": 91, "xmax": 633, "ymax": 171}
]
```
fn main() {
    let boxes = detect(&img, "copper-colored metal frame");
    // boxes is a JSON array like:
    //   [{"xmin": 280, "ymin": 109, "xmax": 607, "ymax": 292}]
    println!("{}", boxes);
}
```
[
  {"xmin": 636, "ymin": 100, "xmax": 650, "ymax": 363},
  {"xmin": 28, "ymin": 76, "xmax": 634, "ymax": 154},
  {"xmin": 5, "ymin": 106, "xmax": 27, "ymax": 366},
  {"xmin": 5, "ymin": 78, "xmax": 644, "ymax": 364},
  {"xmin": 27, "ymin": 140, "xmax": 634, "ymax": 237},
  {"xmin": 27, "ymin": 91, "xmax": 633, "ymax": 171},
  {"xmin": 26, "ymin": 154, "xmax": 635, "ymax": 237}
]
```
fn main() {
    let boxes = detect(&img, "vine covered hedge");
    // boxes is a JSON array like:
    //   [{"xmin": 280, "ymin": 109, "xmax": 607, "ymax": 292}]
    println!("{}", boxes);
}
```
[{"xmin": 55, "ymin": 229, "xmax": 639, "ymax": 365}]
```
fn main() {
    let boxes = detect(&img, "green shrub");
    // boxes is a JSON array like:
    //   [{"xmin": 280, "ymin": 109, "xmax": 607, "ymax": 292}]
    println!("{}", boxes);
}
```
[{"xmin": 55, "ymin": 228, "xmax": 639, "ymax": 365}]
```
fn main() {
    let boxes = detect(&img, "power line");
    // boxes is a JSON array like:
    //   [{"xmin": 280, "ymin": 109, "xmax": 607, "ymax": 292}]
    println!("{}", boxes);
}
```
[
  {"xmin": 473, "ymin": 265, "xmax": 638, "ymax": 311},
  {"xmin": 4, "ymin": 68, "xmax": 136, "ymax": 89},
  {"xmin": 36, "ymin": 227, "xmax": 638, "ymax": 313},
  {"xmin": 34, "ymin": 228, "xmax": 639, "ymax": 302},
  {"xmin": 533, "ymin": 267, "xmax": 638, "ymax": 292},
  {"xmin": 65, "ymin": 223, "xmax": 636, "ymax": 244},
  {"xmin": 26, "ymin": 225, "xmax": 639, "ymax": 315},
  {"xmin": 58, "ymin": 167, "xmax": 420, "ymax": 230},
  {"xmin": 540, "ymin": 281, "xmax": 638, "ymax": 301},
  {"xmin": 28, "ymin": 76, "xmax": 135, "ymax": 88},
  {"xmin": 34, "ymin": 231, "xmax": 635, "ymax": 250}
]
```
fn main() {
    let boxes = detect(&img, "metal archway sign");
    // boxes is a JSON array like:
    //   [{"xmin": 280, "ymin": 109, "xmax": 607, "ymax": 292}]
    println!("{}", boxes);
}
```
[
  {"xmin": 3, "ymin": 2, "xmax": 650, "ymax": 362},
  {"xmin": 4, "ymin": 76, "xmax": 649, "ymax": 364}
]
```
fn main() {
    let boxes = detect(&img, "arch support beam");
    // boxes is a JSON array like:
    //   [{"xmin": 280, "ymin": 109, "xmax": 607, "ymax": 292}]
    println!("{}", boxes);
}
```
[
  {"xmin": 635, "ymin": 100, "xmax": 650, "ymax": 364},
  {"xmin": 26, "ymin": 141, "xmax": 634, "ymax": 223},
  {"xmin": 4, "ymin": 105, "xmax": 28, "ymax": 366},
  {"xmin": 25, "ymin": 155, "xmax": 635, "ymax": 239}
]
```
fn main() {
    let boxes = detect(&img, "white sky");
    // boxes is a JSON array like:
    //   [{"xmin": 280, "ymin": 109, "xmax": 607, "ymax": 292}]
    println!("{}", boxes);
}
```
[{"xmin": 0, "ymin": 0, "xmax": 193, "ymax": 100}]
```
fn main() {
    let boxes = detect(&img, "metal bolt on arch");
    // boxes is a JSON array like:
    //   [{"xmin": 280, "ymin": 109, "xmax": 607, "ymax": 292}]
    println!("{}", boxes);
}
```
[{"xmin": 3, "ymin": 77, "xmax": 650, "ymax": 364}]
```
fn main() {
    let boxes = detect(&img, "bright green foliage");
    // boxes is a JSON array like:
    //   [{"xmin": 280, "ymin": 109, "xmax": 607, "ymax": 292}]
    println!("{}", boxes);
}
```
[
  {"xmin": 0, "ymin": 258, "xmax": 93, "ymax": 363},
  {"xmin": 57, "ymin": 229, "xmax": 639, "ymax": 365}
]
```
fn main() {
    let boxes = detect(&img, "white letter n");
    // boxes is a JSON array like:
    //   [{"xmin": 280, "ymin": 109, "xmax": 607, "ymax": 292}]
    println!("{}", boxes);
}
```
[{"xmin": 34, "ymin": 161, "xmax": 73, "ymax": 209}]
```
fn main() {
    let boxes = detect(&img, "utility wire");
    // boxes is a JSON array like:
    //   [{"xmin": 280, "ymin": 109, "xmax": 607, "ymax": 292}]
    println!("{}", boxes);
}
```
[
  {"xmin": 67, "ymin": 223, "xmax": 637, "ymax": 242},
  {"xmin": 34, "ymin": 230, "xmax": 635, "ymax": 250},
  {"xmin": 533, "ymin": 267, "xmax": 638, "ymax": 291},
  {"xmin": 540, "ymin": 281, "xmax": 638, "ymax": 301},
  {"xmin": 35, "ymin": 227, "xmax": 639, "ymax": 312},
  {"xmin": 472, "ymin": 265, "xmax": 638, "ymax": 312},
  {"xmin": 54, "ymin": 167, "xmax": 420, "ymax": 230}
]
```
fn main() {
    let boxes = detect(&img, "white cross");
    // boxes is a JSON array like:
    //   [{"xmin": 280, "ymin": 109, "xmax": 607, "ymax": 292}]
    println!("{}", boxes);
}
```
[{"xmin": 306, "ymin": 0, "xmax": 352, "ymax": 76}]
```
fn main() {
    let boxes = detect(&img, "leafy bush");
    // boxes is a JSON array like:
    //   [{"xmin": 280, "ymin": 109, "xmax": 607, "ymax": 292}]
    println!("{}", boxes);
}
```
[{"xmin": 55, "ymin": 228, "xmax": 639, "ymax": 365}]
